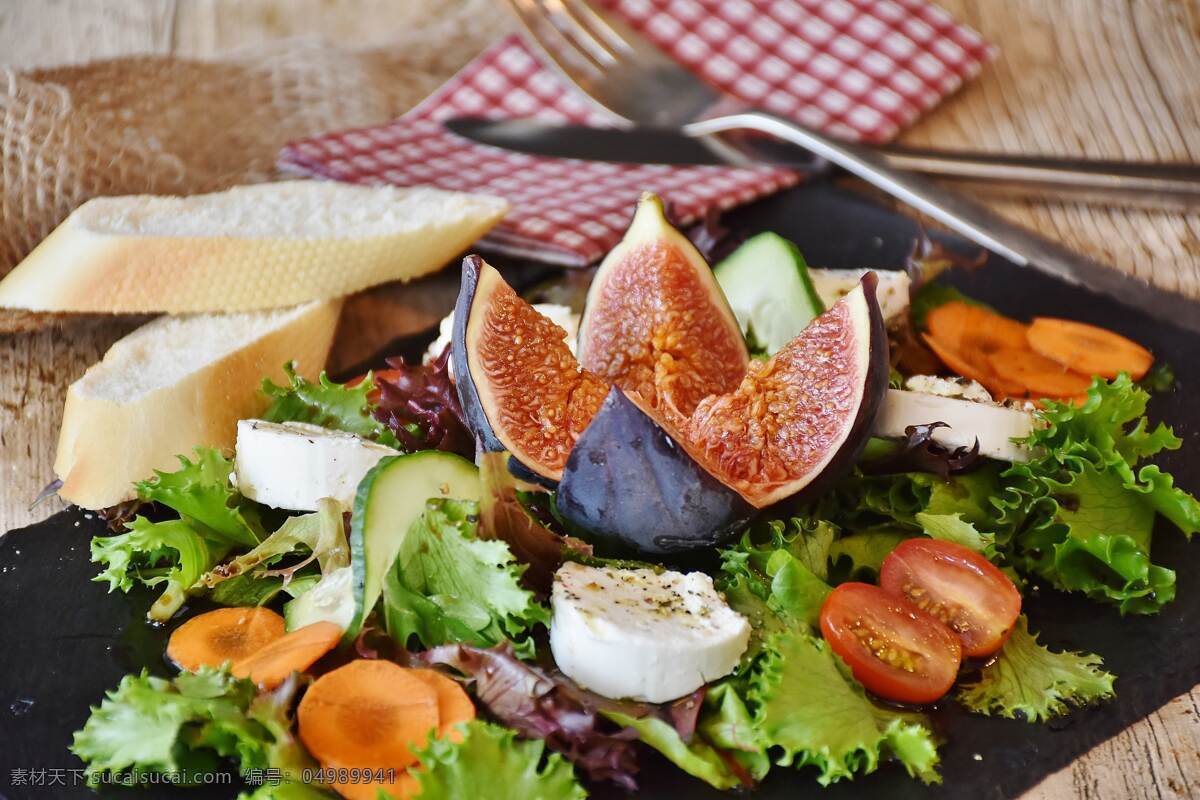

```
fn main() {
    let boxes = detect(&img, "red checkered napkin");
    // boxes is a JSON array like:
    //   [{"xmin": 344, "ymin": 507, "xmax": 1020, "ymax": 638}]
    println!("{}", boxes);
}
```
[{"xmin": 279, "ymin": 0, "xmax": 993, "ymax": 266}]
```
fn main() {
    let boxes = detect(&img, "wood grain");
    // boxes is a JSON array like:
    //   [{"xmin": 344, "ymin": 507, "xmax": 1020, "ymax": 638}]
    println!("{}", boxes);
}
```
[
  {"xmin": 903, "ymin": 0, "xmax": 1200, "ymax": 297},
  {"xmin": 0, "ymin": 1, "xmax": 1196, "ymax": 798}
]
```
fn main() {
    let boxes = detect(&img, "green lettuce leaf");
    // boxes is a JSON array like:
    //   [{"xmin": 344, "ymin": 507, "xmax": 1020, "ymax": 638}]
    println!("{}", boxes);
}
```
[
  {"xmin": 209, "ymin": 573, "xmax": 286, "ymax": 608},
  {"xmin": 719, "ymin": 571, "xmax": 788, "ymax": 665},
  {"xmin": 199, "ymin": 498, "xmax": 348, "ymax": 589},
  {"xmin": 719, "ymin": 519, "xmax": 834, "ymax": 630},
  {"xmin": 135, "ymin": 448, "xmax": 263, "ymax": 547},
  {"xmin": 910, "ymin": 282, "xmax": 995, "ymax": 331},
  {"xmin": 91, "ymin": 517, "xmax": 224, "ymax": 621},
  {"xmin": 956, "ymin": 616, "xmax": 1115, "ymax": 722},
  {"xmin": 766, "ymin": 554, "xmax": 830, "ymax": 628},
  {"xmin": 1137, "ymin": 362, "xmax": 1175, "ymax": 394},
  {"xmin": 93, "ymin": 447, "xmax": 266, "ymax": 620},
  {"xmin": 810, "ymin": 465, "xmax": 1006, "ymax": 541},
  {"xmin": 748, "ymin": 630, "xmax": 940, "ymax": 785},
  {"xmin": 200, "ymin": 498, "xmax": 352, "ymax": 626},
  {"xmin": 827, "ymin": 528, "xmax": 909, "ymax": 581},
  {"xmin": 915, "ymin": 512, "xmax": 997, "ymax": 557},
  {"xmin": 262, "ymin": 362, "xmax": 400, "ymax": 449},
  {"xmin": 237, "ymin": 783, "xmax": 334, "ymax": 800},
  {"xmin": 602, "ymin": 710, "xmax": 745, "ymax": 790},
  {"xmin": 383, "ymin": 499, "xmax": 549, "ymax": 655},
  {"xmin": 1016, "ymin": 461, "xmax": 1175, "ymax": 613},
  {"xmin": 72, "ymin": 668, "xmax": 309, "ymax": 784},
  {"xmin": 699, "ymin": 682, "xmax": 771, "ymax": 781},
  {"xmin": 1001, "ymin": 375, "xmax": 1198, "ymax": 613},
  {"xmin": 412, "ymin": 721, "xmax": 586, "ymax": 800}
]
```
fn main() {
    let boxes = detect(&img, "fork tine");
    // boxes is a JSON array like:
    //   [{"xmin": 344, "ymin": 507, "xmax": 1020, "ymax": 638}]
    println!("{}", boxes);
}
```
[
  {"xmin": 505, "ymin": 0, "xmax": 608, "ymax": 78},
  {"xmin": 561, "ymin": 0, "xmax": 635, "ymax": 57},
  {"xmin": 539, "ymin": 0, "xmax": 620, "ymax": 68}
]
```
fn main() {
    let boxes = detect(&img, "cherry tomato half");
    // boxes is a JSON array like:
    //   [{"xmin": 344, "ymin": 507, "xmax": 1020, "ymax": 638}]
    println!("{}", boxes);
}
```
[
  {"xmin": 880, "ymin": 539, "xmax": 1021, "ymax": 659},
  {"xmin": 819, "ymin": 582, "xmax": 962, "ymax": 705}
]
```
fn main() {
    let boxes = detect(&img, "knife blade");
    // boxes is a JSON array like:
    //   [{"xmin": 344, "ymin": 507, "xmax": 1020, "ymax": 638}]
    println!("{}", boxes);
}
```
[
  {"xmin": 444, "ymin": 116, "xmax": 822, "ymax": 169},
  {"xmin": 445, "ymin": 117, "xmax": 1200, "ymax": 210},
  {"xmin": 446, "ymin": 116, "xmax": 1200, "ymax": 333}
]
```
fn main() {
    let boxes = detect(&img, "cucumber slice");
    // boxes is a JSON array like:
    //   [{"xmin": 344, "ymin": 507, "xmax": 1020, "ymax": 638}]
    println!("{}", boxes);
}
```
[
  {"xmin": 714, "ymin": 232, "xmax": 824, "ymax": 355},
  {"xmin": 345, "ymin": 450, "xmax": 481, "ymax": 640}
]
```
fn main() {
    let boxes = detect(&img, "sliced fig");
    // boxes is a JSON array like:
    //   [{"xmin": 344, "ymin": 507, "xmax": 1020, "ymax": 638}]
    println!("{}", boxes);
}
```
[
  {"xmin": 452, "ymin": 248, "xmax": 888, "ymax": 554},
  {"xmin": 680, "ymin": 273, "xmax": 889, "ymax": 507},
  {"xmin": 453, "ymin": 255, "xmax": 609, "ymax": 482},
  {"xmin": 578, "ymin": 193, "xmax": 749, "ymax": 421},
  {"xmin": 557, "ymin": 387, "xmax": 754, "ymax": 554}
]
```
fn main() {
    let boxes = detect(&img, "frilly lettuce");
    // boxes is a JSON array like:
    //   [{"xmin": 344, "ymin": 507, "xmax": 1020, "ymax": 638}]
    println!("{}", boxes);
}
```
[
  {"xmin": 91, "ymin": 448, "xmax": 263, "ymax": 620},
  {"xmin": 199, "ymin": 497, "xmax": 348, "ymax": 589},
  {"xmin": 92, "ymin": 517, "xmax": 221, "ymax": 621},
  {"xmin": 698, "ymin": 682, "xmax": 772, "ymax": 780},
  {"xmin": 478, "ymin": 451, "xmax": 588, "ymax": 595},
  {"xmin": 262, "ymin": 362, "xmax": 401, "ymax": 449},
  {"xmin": 719, "ymin": 518, "xmax": 834, "ymax": 631},
  {"xmin": 237, "ymin": 783, "xmax": 332, "ymax": 800},
  {"xmin": 1001, "ymin": 375, "xmax": 1199, "ymax": 613},
  {"xmin": 199, "ymin": 497, "xmax": 353, "ymax": 628},
  {"xmin": 412, "ymin": 720, "xmax": 587, "ymax": 800},
  {"xmin": 383, "ymin": 499, "xmax": 549, "ymax": 655},
  {"xmin": 72, "ymin": 668, "xmax": 309, "ymax": 784},
  {"xmin": 827, "ymin": 528, "xmax": 908, "ymax": 580},
  {"xmin": 136, "ymin": 447, "xmax": 264, "ymax": 547},
  {"xmin": 716, "ymin": 522, "xmax": 940, "ymax": 786},
  {"xmin": 748, "ymin": 630, "xmax": 940, "ymax": 785},
  {"xmin": 956, "ymin": 616, "xmax": 1115, "ymax": 722}
]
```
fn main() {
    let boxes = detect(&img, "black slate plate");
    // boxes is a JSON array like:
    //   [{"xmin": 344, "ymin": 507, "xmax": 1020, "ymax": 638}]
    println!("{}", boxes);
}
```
[{"xmin": 2, "ymin": 182, "xmax": 1197, "ymax": 800}]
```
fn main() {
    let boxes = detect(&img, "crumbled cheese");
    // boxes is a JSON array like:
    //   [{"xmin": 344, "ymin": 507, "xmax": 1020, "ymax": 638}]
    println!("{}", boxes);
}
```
[{"xmin": 905, "ymin": 374, "xmax": 995, "ymax": 404}]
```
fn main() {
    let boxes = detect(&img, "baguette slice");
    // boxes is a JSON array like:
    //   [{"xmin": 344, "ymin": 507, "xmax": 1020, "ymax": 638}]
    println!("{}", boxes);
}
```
[
  {"xmin": 0, "ymin": 181, "xmax": 508, "ymax": 314},
  {"xmin": 55, "ymin": 300, "xmax": 342, "ymax": 510}
]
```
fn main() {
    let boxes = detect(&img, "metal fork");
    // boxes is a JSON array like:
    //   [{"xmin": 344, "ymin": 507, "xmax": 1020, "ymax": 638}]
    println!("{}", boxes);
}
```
[{"xmin": 503, "ymin": 0, "xmax": 1200, "ymax": 329}]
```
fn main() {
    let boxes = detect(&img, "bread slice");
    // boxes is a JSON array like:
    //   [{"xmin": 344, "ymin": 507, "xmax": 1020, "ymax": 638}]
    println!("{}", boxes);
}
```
[
  {"xmin": 0, "ymin": 181, "xmax": 508, "ymax": 314},
  {"xmin": 54, "ymin": 299, "xmax": 342, "ymax": 510}
]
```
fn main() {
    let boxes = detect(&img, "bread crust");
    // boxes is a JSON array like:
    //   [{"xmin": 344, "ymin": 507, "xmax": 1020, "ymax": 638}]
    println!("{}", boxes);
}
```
[
  {"xmin": 0, "ymin": 183, "xmax": 508, "ymax": 314},
  {"xmin": 54, "ymin": 299, "xmax": 343, "ymax": 509}
]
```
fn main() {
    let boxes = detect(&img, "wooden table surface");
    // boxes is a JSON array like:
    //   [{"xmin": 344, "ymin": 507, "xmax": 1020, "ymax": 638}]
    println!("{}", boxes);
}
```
[{"xmin": 0, "ymin": 1, "xmax": 1197, "ymax": 798}]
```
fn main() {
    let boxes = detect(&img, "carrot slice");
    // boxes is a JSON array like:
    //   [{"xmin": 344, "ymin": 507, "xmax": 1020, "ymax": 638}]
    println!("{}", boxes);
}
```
[
  {"xmin": 926, "ymin": 301, "xmax": 1029, "ymax": 353},
  {"xmin": 921, "ymin": 333, "xmax": 1027, "ymax": 398},
  {"xmin": 410, "ymin": 669, "xmax": 475, "ymax": 741},
  {"xmin": 298, "ymin": 660, "xmax": 439, "ymax": 770},
  {"xmin": 166, "ymin": 607, "xmax": 285, "ymax": 672},
  {"xmin": 988, "ymin": 347, "xmax": 1093, "ymax": 398},
  {"xmin": 320, "ymin": 671, "xmax": 466, "ymax": 799},
  {"xmin": 230, "ymin": 621, "xmax": 342, "ymax": 690},
  {"xmin": 1026, "ymin": 317, "xmax": 1153, "ymax": 380},
  {"xmin": 327, "ymin": 767, "xmax": 421, "ymax": 800}
]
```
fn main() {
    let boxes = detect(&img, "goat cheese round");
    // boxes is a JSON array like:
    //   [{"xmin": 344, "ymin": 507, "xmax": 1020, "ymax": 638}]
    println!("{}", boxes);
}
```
[
  {"xmin": 549, "ymin": 562, "xmax": 750, "ymax": 703},
  {"xmin": 873, "ymin": 389, "xmax": 1036, "ymax": 463},
  {"xmin": 234, "ymin": 419, "xmax": 399, "ymax": 511}
]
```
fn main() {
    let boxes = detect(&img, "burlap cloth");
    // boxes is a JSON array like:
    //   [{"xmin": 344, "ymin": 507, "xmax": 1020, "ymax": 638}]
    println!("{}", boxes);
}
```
[{"xmin": 0, "ymin": 0, "xmax": 509, "ymax": 332}]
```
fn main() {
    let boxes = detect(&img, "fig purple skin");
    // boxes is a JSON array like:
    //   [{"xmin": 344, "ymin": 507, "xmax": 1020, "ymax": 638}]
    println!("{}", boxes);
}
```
[
  {"xmin": 557, "ymin": 387, "xmax": 755, "ymax": 555},
  {"xmin": 451, "ymin": 255, "xmax": 561, "ymax": 488},
  {"xmin": 452, "ymin": 254, "xmax": 510, "ymax": 456}
]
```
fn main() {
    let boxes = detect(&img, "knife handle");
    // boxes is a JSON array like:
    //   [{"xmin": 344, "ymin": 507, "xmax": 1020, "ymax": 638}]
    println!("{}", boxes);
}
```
[
  {"xmin": 880, "ymin": 147, "xmax": 1200, "ymax": 210},
  {"xmin": 685, "ymin": 111, "xmax": 1200, "ymax": 332}
]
